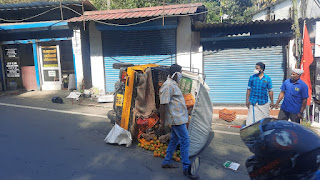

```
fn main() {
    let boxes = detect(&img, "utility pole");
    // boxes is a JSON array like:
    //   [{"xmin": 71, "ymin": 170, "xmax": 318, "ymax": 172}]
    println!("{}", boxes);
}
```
[
  {"xmin": 107, "ymin": 0, "xmax": 111, "ymax": 10},
  {"xmin": 292, "ymin": 0, "xmax": 301, "ymax": 67}
]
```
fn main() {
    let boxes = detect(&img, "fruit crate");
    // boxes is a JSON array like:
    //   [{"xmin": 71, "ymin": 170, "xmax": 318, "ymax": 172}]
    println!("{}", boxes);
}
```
[{"xmin": 219, "ymin": 108, "xmax": 236, "ymax": 122}]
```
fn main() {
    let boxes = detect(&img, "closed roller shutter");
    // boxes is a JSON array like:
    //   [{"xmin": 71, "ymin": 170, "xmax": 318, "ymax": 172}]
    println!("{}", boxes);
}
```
[
  {"xmin": 104, "ymin": 55, "xmax": 175, "ymax": 92},
  {"xmin": 102, "ymin": 29, "xmax": 176, "ymax": 92},
  {"xmin": 204, "ymin": 46, "xmax": 285, "ymax": 104}
]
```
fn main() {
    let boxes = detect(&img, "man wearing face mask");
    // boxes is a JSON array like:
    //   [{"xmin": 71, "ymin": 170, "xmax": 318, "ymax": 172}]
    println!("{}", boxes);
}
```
[
  {"xmin": 246, "ymin": 62, "xmax": 274, "ymax": 126},
  {"xmin": 159, "ymin": 64, "xmax": 198, "ymax": 179},
  {"xmin": 274, "ymin": 69, "xmax": 309, "ymax": 123}
]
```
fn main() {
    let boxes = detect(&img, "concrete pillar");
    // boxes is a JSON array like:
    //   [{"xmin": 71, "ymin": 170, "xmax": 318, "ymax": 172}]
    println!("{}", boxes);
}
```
[
  {"xmin": 71, "ymin": 28, "xmax": 84, "ymax": 90},
  {"xmin": 89, "ymin": 22, "xmax": 105, "ymax": 93}
]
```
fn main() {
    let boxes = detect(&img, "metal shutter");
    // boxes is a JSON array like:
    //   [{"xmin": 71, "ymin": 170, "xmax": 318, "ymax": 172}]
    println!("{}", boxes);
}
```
[
  {"xmin": 204, "ymin": 46, "xmax": 285, "ymax": 104},
  {"xmin": 102, "ymin": 29, "xmax": 176, "ymax": 92}
]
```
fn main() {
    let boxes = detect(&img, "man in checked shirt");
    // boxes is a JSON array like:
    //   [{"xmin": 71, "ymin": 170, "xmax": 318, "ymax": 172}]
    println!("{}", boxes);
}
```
[
  {"xmin": 245, "ymin": 62, "xmax": 274, "ymax": 126},
  {"xmin": 159, "ymin": 64, "xmax": 199, "ymax": 179}
]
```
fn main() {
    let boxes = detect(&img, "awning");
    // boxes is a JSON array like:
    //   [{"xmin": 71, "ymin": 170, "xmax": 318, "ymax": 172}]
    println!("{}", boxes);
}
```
[
  {"xmin": 0, "ymin": 21, "xmax": 69, "ymax": 33},
  {"xmin": 68, "ymin": 3, "xmax": 205, "ymax": 22}
]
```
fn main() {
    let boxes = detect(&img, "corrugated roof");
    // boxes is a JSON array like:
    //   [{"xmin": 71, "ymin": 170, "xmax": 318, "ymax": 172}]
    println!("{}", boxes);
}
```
[
  {"xmin": 68, "ymin": 3, "xmax": 203, "ymax": 22},
  {"xmin": 194, "ymin": 19, "xmax": 292, "ymax": 30},
  {"xmin": 194, "ymin": 18, "xmax": 320, "ymax": 30},
  {"xmin": 0, "ymin": 1, "xmax": 96, "ymax": 11}
]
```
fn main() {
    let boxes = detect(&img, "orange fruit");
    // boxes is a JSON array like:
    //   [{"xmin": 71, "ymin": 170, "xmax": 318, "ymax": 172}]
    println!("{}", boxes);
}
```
[
  {"xmin": 154, "ymin": 136, "xmax": 157, "ymax": 140},
  {"xmin": 150, "ymin": 140, "xmax": 154, "ymax": 144},
  {"xmin": 176, "ymin": 157, "xmax": 180, "ymax": 162}
]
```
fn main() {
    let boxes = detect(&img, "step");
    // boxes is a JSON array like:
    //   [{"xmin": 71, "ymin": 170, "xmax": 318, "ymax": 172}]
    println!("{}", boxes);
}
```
[{"xmin": 213, "ymin": 106, "xmax": 279, "ymax": 116}]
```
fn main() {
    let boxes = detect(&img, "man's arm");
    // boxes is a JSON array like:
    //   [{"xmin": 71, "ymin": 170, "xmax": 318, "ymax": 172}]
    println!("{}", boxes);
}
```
[
  {"xmin": 298, "ymin": 99, "xmax": 307, "ymax": 119},
  {"xmin": 269, "ymin": 91, "xmax": 274, "ymax": 109},
  {"xmin": 159, "ymin": 104, "xmax": 167, "ymax": 128},
  {"xmin": 274, "ymin": 91, "xmax": 285, "ymax": 109},
  {"xmin": 246, "ymin": 89, "xmax": 251, "ymax": 108}
]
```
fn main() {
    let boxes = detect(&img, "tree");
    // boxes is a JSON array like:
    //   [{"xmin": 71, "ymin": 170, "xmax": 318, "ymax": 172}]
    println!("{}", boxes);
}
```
[{"xmin": 0, "ymin": 0, "xmax": 257, "ymax": 23}]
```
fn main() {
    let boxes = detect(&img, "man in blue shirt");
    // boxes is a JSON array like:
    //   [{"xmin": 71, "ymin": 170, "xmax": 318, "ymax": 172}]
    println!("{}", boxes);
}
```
[
  {"xmin": 246, "ymin": 62, "xmax": 274, "ymax": 126},
  {"xmin": 275, "ymin": 69, "xmax": 309, "ymax": 123}
]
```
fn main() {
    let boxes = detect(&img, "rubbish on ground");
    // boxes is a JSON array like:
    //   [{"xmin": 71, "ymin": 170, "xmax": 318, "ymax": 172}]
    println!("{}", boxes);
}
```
[
  {"xmin": 97, "ymin": 95, "xmax": 114, "ymax": 103},
  {"xmin": 66, "ymin": 92, "xmax": 81, "ymax": 101},
  {"xmin": 83, "ymin": 89, "xmax": 91, "ymax": 97},
  {"xmin": 104, "ymin": 124, "xmax": 132, "ymax": 147},
  {"xmin": 223, "ymin": 161, "xmax": 240, "ymax": 171},
  {"xmin": 51, "ymin": 96, "xmax": 64, "ymax": 104},
  {"xmin": 219, "ymin": 108, "xmax": 236, "ymax": 122}
]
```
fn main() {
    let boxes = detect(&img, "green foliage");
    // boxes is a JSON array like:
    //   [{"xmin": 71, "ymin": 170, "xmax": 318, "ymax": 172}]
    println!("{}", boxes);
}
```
[{"xmin": 0, "ymin": 0, "xmax": 280, "ymax": 23}]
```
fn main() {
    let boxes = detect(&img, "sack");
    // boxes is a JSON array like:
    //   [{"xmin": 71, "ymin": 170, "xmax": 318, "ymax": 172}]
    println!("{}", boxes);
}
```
[
  {"xmin": 104, "ymin": 124, "xmax": 132, "ymax": 147},
  {"xmin": 52, "ymin": 97, "xmax": 64, "ymax": 104}
]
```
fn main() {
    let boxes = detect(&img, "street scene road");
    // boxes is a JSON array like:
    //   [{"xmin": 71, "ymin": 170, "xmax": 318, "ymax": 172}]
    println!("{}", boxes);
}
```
[{"xmin": 0, "ymin": 91, "xmax": 251, "ymax": 180}]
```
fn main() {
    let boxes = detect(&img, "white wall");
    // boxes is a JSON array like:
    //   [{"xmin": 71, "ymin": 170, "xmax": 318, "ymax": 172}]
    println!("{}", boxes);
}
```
[
  {"xmin": 316, "ymin": 21, "xmax": 320, "ymax": 58},
  {"xmin": 306, "ymin": 0, "xmax": 320, "ymax": 18},
  {"xmin": 71, "ymin": 28, "xmax": 84, "ymax": 90},
  {"xmin": 176, "ymin": 16, "xmax": 203, "ymax": 75},
  {"xmin": 253, "ymin": 10, "xmax": 267, "ymax": 21},
  {"xmin": 253, "ymin": 0, "xmax": 302, "ymax": 21},
  {"xmin": 88, "ymin": 22, "xmax": 105, "ymax": 93}
]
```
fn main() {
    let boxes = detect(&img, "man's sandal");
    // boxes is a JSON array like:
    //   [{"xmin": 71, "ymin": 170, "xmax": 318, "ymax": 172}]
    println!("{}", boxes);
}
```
[{"xmin": 161, "ymin": 164, "xmax": 179, "ymax": 168}]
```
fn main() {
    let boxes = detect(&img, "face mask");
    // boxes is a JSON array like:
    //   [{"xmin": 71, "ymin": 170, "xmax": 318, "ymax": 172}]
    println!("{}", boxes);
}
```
[
  {"xmin": 171, "ymin": 72, "xmax": 182, "ymax": 83},
  {"xmin": 253, "ymin": 70, "xmax": 260, "ymax": 75}
]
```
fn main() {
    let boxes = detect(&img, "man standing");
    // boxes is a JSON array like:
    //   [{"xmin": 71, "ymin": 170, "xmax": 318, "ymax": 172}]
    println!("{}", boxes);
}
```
[
  {"xmin": 274, "ymin": 69, "xmax": 309, "ymax": 123},
  {"xmin": 246, "ymin": 62, "xmax": 274, "ymax": 126},
  {"xmin": 159, "ymin": 64, "xmax": 198, "ymax": 179}
]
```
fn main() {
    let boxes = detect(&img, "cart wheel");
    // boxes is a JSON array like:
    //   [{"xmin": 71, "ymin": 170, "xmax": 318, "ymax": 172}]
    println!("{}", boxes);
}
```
[{"xmin": 107, "ymin": 110, "xmax": 117, "ymax": 124}]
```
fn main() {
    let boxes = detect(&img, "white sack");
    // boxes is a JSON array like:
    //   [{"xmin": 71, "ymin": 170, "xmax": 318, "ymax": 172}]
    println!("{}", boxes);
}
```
[
  {"xmin": 66, "ymin": 92, "xmax": 81, "ymax": 100},
  {"xmin": 104, "ymin": 124, "xmax": 132, "ymax": 147}
]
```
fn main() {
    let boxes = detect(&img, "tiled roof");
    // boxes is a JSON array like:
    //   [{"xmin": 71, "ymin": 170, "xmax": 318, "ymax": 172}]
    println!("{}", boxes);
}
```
[{"xmin": 68, "ymin": 3, "xmax": 203, "ymax": 22}]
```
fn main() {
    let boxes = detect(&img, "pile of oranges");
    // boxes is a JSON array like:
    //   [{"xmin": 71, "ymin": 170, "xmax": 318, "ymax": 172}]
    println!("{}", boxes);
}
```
[{"xmin": 138, "ymin": 137, "xmax": 181, "ymax": 162}]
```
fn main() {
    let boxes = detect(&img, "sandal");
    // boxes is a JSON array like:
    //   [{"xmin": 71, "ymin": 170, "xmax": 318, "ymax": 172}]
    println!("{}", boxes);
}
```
[{"xmin": 161, "ymin": 164, "xmax": 179, "ymax": 168}]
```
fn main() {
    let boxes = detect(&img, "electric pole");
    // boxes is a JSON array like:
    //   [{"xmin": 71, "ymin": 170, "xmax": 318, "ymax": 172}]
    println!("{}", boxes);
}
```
[{"xmin": 292, "ymin": 0, "xmax": 301, "ymax": 67}]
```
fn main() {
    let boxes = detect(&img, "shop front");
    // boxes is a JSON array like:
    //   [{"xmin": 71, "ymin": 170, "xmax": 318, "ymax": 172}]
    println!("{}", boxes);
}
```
[{"xmin": 0, "ymin": 21, "xmax": 75, "ymax": 91}]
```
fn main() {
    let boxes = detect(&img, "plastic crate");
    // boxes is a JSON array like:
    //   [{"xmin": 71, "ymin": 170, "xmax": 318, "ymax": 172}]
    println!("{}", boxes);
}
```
[{"xmin": 219, "ymin": 108, "xmax": 236, "ymax": 122}]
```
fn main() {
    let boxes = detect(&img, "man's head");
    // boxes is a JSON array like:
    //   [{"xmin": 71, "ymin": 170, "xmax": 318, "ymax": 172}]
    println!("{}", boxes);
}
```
[
  {"xmin": 255, "ymin": 62, "xmax": 265, "ymax": 73},
  {"xmin": 169, "ymin": 64, "xmax": 182, "ymax": 81},
  {"xmin": 291, "ymin": 69, "xmax": 304, "ymax": 82}
]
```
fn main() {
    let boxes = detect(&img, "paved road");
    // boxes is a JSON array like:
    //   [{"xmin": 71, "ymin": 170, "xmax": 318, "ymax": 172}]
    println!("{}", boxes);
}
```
[{"xmin": 0, "ymin": 103, "xmax": 251, "ymax": 180}]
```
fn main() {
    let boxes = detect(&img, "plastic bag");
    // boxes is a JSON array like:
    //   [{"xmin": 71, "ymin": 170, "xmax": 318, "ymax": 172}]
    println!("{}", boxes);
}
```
[{"xmin": 104, "ymin": 124, "xmax": 132, "ymax": 147}]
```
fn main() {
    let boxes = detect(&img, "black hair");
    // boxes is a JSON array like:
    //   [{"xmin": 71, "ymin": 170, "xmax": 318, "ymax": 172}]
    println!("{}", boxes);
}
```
[
  {"xmin": 256, "ymin": 62, "xmax": 265, "ymax": 71},
  {"xmin": 169, "ymin": 64, "xmax": 182, "ymax": 76}
]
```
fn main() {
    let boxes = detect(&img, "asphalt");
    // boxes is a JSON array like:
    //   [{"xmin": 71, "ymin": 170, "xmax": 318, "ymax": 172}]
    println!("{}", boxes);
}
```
[{"xmin": 0, "ymin": 89, "xmax": 252, "ymax": 180}]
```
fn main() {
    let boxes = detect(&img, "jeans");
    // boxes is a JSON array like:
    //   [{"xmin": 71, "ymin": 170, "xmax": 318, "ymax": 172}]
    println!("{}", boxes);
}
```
[{"xmin": 162, "ymin": 124, "xmax": 190, "ymax": 171}]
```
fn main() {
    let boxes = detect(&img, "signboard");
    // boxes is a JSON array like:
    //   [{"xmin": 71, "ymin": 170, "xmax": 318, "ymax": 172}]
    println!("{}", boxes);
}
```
[
  {"xmin": 41, "ymin": 46, "xmax": 58, "ymax": 67},
  {"xmin": 314, "ymin": 57, "xmax": 320, "ymax": 124},
  {"xmin": 48, "ymin": 70, "xmax": 56, "ymax": 77},
  {"xmin": 6, "ymin": 61, "xmax": 20, "ymax": 77},
  {"xmin": 5, "ymin": 48, "xmax": 18, "ymax": 58},
  {"xmin": 315, "ymin": 22, "xmax": 320, "ymax": 57}
]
